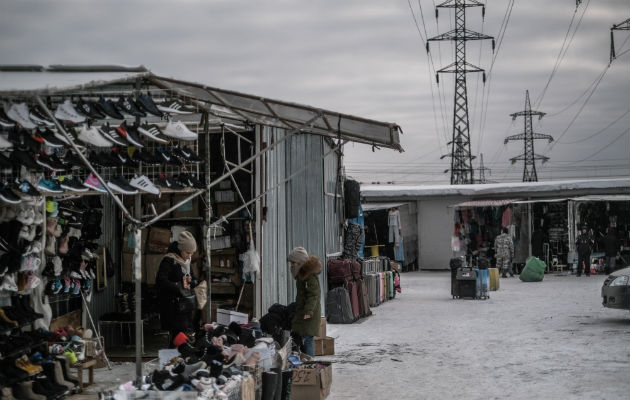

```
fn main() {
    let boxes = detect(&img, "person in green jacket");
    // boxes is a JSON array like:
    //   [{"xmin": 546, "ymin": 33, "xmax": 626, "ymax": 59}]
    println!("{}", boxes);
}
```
[{"xmin": 288, "ymin": 247, "xmax": 322, "ymax": 356}]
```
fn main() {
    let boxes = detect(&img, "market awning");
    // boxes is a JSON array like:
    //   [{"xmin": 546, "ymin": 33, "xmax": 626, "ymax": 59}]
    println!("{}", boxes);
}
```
[
  {"xmin": 449, "ymin": 199, "xmax": 519, "ymax": 208},
  {"xmin": 362, "ymin": 202, "xmax": 408, "ymax": 211}
]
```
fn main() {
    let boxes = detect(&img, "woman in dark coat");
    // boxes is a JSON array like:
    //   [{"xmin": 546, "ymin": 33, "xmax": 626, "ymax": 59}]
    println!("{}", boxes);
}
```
[
  {"xmin": 288, "ymin": 247, "xmax": 322, "ymax": 357},
  {"xmin": 155, "ymin": 231, "xmax": 198, "ymax": 344}
]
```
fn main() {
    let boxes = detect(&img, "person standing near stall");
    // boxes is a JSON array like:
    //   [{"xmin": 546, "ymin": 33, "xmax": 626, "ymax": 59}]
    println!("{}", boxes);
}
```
[
  {"xmin": 600, "ymin": 227, "xmax": 618, "ymax": 274},
  {"xmin": 287, "ymin": 247, "xmax": 322, "ymax": 357},
  {"xmin": 575, "ymin": 225, "xmax": 594, "ymax": 277},
  {"xmin": 494, "ymin": 227, "xmax": 514, "ymax": 278},
  {"xmin": 156, "ymin": 231, "xmax": 199, "ymax": 345}
]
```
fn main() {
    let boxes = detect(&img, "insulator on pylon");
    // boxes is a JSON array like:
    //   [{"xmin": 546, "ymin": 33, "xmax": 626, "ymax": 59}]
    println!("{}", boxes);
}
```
[
  {"xmin": 482, "ymin": 6, "xmax": 485, "ymax": 19},
  {"xmin": 492, "ymin": 39, "xmax": 496, "ymax": 52},
  {"xmin": 436, "ymin": 74, "xmax": 439, "ymax": 84},
  {"xmin": 426, "ymin": 42, "xmax": 430, "ymax": 53},
  {"xmin": 482, "ymin": 72, "xmax": 486, "ymax": 84},
  {"xmin": 435, "ymin": 8, "xmax": 438, "ymax": 19}
]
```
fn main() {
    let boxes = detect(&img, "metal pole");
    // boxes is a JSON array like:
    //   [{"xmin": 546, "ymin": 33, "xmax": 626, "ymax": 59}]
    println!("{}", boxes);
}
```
[{"xmin": 133, "ymin": 227, "xmax": 143, "ymax": 383}]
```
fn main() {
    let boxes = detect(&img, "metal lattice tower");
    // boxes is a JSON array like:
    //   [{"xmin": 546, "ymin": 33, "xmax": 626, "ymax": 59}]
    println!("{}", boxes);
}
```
[
  {"xmin": 610, "ymin": 17, "xmax": 630, "ymax": 64},
  {"xmin": 475, "ymin": 153, "xmax": 491, "ymax": 183},
  {"xmin": 428, "ymin": 0, "xmax": 494, "ymax": 185},
  {"xmin": 505, "ymin": 90, "xmax": 554, "ymax": 182}
]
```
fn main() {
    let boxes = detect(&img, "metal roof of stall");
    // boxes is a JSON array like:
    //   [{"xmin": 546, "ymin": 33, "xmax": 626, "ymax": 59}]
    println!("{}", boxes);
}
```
[{"xmin": 0, "ymin": 65, "xmax": 403, "ymax": 151}]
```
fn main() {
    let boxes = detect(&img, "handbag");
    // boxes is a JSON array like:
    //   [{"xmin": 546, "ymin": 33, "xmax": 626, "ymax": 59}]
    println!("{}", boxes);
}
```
[{"xmin": 175, "ymin": 286, "xmax": 196, "ymax": 314}]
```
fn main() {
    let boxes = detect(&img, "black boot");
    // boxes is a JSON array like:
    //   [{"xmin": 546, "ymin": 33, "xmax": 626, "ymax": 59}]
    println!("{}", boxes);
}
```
[
  {"xmin": 280, "ymin": 369, "xmax": 293, "ymax": 400},
  {"xmin": 261, "ymin": 371, "xmax": 279, "ymax": 400}
]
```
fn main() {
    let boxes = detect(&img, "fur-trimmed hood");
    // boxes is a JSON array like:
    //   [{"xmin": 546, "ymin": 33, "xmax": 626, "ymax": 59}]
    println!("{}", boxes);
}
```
[{"xmin": 296, "ymin": 255, "xmax": 322, "ymax": 281}]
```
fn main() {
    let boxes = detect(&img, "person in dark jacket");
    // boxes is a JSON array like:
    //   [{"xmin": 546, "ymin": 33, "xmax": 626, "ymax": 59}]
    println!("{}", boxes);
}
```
[
  {"xmin": 531, "ymin": 227, "xmax": 547, "ymax": 259},
  {"xmin": 156, "ymin": 231, "xmax": 199, "ymax": 344},
  {"xmin": 575, "ymin": 225, "xmax": 594, "ymax": 277},
  {"xmin": 601, "ymin": 227, "xmax": 618, "ymax": 274},
  {"xmin": 288, "ymin": 247, "xmax": 322, "ymax": 357}
]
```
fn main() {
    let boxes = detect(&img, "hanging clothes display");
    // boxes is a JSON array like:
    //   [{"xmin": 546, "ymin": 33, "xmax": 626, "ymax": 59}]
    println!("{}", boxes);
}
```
[
  {"xmin": 395, "ymin": 236, "xmax": 405, "ymax": 262},
  {"xmin": 388, "ymin": 208, "xmax": 402, "ymax": 244}
]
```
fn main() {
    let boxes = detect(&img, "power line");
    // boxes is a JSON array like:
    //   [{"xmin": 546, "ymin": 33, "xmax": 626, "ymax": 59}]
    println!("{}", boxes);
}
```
[{"xmin": 559, "ymin": 110, "xmax": 629, "ymax": 144}]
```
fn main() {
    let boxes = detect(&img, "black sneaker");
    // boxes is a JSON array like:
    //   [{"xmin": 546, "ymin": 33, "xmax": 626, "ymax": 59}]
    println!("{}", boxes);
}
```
[
  {"xmin": 36, "ymin": 153, "xmax": 66, "ymax": 172},
  {"xmin": 10, "ymin": 150, "xmax": 38, "ymax": 170},
  {"xmin": 13, "ymin": 179, "xmax": 41, "ymax": 197},
  {"xmin": 107, "ymin": 177, "xmax": 138, "ymax": 195},
  {"xmin": 0, "ymin": 108, "xmax": 15, "ymax": 128},
  {"xmin": 0, "ymin": 183, "xmax": 22, "ymax": 204},
  {"xmin": 87, "ymin": 151, "xmax": 112, "ymax": 168},
  {"xmin": 155, "ymin": 174, "xmax": 184, "ymax": 190},
  {"xmin": 98, "ymin": 123, "xmax": 126, "ymax": 146},
  {"xmin": 60, "ymin": 150, "xmax": 85, "ymax": 170},
  {"xmin": 173, "ymin": 174, "xmax": 192, "ymax": 188},
  {"xmin": 116, "ymin": 96, "xmax": 146, "ymax": 118},
  {"xmin": 59, "ymin": 176, "xmax": 89, "ymax": 193},
  {"xmin": 0, "ymin": 153, "xmax": 13, "ymax": 170},
  {"xmin": 110, "ymin": 147, "xmax": 138, "ymax": 168},
  {"xmin": 34, "ymin": 128, "xmax": 66, "ymax": 148},
  {"xmin": 116, "ymin": 121, "xmax": 144, "ymax": 147},
  {"xmin": 172, "ymin": 144, "xmax": 202, "ymax": 163},
  {"xmin": 28, "ymin": 105, "xmax": 56, "ymax": 127},
  {"xmin": 95, "ymin": 96, "xmax": 124, "ymax": 119},
  {"xmin": 180, "ymin": 173, "xmax": 205, "ymax": 189},
  {"xmin": 75, "ymin": 98, "xmax": 105, "ymax": 120},
  {"xmin": 156, "ymin": 146, "xmax": 179, "ymax": 165},
  {"xmin": 10, "ymin": 129, "xmax": 41, "ymax": 153},
  {"xmin": 136, "ymin": 92, "xmax": 163, "ymax": 117}
]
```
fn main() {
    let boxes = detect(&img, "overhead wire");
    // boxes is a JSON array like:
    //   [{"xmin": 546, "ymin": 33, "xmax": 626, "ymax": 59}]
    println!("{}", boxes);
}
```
[
  {"xmin": 559, "ymin": 110, "xmax": 629, "ymax": 144},
  {"xmin": 562, "ymin": 127, "xmax": 630, "ymax": 163}
]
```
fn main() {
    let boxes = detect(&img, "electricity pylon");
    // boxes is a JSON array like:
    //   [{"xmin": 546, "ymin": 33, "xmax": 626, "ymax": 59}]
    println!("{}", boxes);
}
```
[
  {"xmin": 610, "ymin": 17, "xmax": 630, "ymax": 64},
  {"xmin": 428, "ymin": 0, "xmax": 494, "ymax": 185},
  {"xmin": 505, "ymin": 90, "xmax": 553, "ymax": 182},
  {"xmin": 474, "ymin": 153, "xmax": 491, "ymax": 183}
]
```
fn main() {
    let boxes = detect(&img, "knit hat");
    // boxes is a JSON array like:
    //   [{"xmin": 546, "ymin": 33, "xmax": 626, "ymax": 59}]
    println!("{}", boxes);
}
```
[
  {"xmin": 178, "ymin": 231, "xmax": 197, "ymax": 253},
  {"xmin": 287, "ymin": 247, "xmax": 308, "ymax": 266}
]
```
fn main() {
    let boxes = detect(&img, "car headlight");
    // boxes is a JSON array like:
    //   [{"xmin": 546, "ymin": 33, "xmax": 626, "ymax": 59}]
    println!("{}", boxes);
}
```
[{"xmin": 610, "ymin": 276, "xmax": 629, "ymax": 286}]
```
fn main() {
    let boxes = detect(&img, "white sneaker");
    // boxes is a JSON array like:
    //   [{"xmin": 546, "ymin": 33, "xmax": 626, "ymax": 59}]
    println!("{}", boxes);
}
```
[
  {"xmin": 162, "ymin": 120, "xmax": 197, "ymax": 141},
  {"xmin": 77, "ymin": 124, "xmax": 113, "ymax": 147},
  {"xmin": 129, "ymin": 175, "xmax": 160, "ymax": 195},
  {"xmin": 0, "ymin": 134, "xmax": 13, "ymax": 149},
  {"xmin": 7, "ymin": 103, "xmax": 37, "ymax": 129},
  {"xmin": 54, "ymin": 100, "xmax": 86, "ymax": 124}
]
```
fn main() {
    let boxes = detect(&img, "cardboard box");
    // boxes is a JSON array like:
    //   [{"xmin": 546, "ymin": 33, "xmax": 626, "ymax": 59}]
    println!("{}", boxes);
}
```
[
  {"xmin": 172, "ymin": 194, "xmax": 199, "ymax": 218},
  {"xmin": 147, "ymin": 227, "xmax": 171, "ymax": 253},
  {"xmin": 291, "ymin": 362, "xmax": 333, "ymax": 400},
  {"xmin": 318, "ymin": 317, "xmax": 326, "ymax": 338},
  {"xmin": 313, "ymin": 336, "xmax": 335, "ymax": 356},
  {"xmin": 216, "ymin": 308, "xmax": 248, "ymax": 325},
  {"xmin": 215, "ymin": 202, "xmax": 238, "ymax": 217},
  {"xmin": 144, "ymin": 253, "xmax": 165, "ymax": 285}
]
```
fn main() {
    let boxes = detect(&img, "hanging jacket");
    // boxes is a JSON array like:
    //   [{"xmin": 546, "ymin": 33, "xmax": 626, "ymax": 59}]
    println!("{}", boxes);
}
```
[{"xmin": 291, "ymin": 256, "xmax": 322, "ymax": 337}]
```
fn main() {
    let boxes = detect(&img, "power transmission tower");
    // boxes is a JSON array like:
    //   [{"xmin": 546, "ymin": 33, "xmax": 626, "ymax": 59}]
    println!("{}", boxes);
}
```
[
  {"xmin": 474, "ymin": 153, "xmax": 491, "ymax": 183},
  {"xmin": 505, "ymin": 90, "xmax": 554, "ymax": 182},
  {"xmin": 428, "ymin": 0, "xmax": 494, "ymax": 185},
  {"xmin": 610, "ymin": 17, "xmax": 630, "ymax": 64}
]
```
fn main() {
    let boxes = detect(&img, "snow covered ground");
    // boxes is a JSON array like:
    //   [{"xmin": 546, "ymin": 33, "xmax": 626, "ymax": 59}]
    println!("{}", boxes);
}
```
[{"xmin": 325, "ymin": 271, "xmax": 630, "ymax": 400}]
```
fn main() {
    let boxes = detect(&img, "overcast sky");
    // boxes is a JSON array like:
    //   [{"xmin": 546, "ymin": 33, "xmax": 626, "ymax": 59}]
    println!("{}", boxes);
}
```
[{"xmin": 0, "ymin": 0, "xmax": 628, "ymax": 184}]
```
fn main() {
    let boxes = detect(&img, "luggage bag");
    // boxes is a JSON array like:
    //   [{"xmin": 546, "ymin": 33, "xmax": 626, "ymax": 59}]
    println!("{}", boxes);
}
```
[
  {"xmin": 476, "ymin": 268, "xmax": 489, "ymax": 299},
  {"xmin": 489, "ymin": 267, "xmax": 500, "ymax": 291},
  {"xmin": 456, "ymin": 267, "xmax": 477, "ymax": 299},
  {"xmin": 357, "ymin": 278, "xmax": 371, "ymax": 317},
  {"xmin": 328, "ymin": 258, "xmax": 353, "ymax": 288},
  {"xmin": 325, "ymin": 287, "xmax": 355, "ymax": 324},
  {"xmin": 347, "ymin": 281, "xmax": 361, "ymax": 319}
]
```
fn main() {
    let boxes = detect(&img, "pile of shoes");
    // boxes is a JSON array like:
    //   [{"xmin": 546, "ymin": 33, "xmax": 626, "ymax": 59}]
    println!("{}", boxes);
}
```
[{"xmin": 0, "ymin": 94, "xmax": 205, "ymax": 201}]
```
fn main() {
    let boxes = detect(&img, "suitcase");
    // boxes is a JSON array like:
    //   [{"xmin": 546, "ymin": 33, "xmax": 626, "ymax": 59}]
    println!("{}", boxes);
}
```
[
  {"xmin": 325, "ymin": 287, "xmax": 355, "ymax": 324},
  {"xmin": 380, "ymin": 272, "xmax": 386, "ymax": 302},
  {"xmin": 357, "ymin": 278, "xmax": 371, "ymax": 317},
  {"xmin": 328, "ymin": 258, "xmax": 353, "ymax": 288},
  {"xmin": 387, "ymin": 271, "xmax": 394, "ymax": 299},
  {"xmin": 450, "ymin": 258, "xmax": 463, "ymax": 298},
  {"xmin": 350, "ymin": 260, "xmax": 361, "ymax": 281},
  {"xmin": 489, "ymin": 267, "xmax": 500, "ymax": 291},
  {"xmin": 367, "ymin": 273, "xmax": 379, "ymax": 307},
  {"xmin": 347, "ymin": 281, "xmax": 361, "ymax": 320},
  {"xmin": 375, "ymin": 273, "xmax": 382, "ymax": 304},
  {"xmin": 476, "ymin": 268, "xmax": 489, "ymax": 299},
  {"xmin": 456, "ymin": 267, "xmax": 477, "ymax": 299}
]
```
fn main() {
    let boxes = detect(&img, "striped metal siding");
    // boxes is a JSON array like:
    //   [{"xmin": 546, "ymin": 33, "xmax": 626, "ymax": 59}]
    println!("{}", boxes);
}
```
[{"xmin": 83, "ymin": 195, "xmax": 121, "ymax": 327}]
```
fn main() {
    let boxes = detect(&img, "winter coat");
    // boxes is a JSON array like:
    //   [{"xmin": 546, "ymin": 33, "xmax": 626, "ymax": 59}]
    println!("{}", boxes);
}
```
[
  {"xmin": 494, "ymin": 232, "xmax": 514, "ymax": 259},
  {"xmin": 576, "ymin": 232, "xmax": 594, "ymax": 256},
  {"xmin": 601, "ymin": 232, "xmax": 618, "ymax": 257},
  {"xmin": 155, "ymin": 245, "xmax": 197, "ymax": 334},
  {"xmin": 291, "ymin": 256, "xmax": 322, "ymax": 337}
]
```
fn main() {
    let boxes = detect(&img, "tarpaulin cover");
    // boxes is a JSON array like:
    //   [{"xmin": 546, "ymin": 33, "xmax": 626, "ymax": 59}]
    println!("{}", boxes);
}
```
[{"xmin": 519, "ymin": 257, "xmax": 547, "ymax": 282}]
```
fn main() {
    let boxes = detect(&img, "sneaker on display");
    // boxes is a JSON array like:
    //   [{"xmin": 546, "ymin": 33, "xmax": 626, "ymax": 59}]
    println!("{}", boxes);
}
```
[
  {"xmin": 136, "ymin": 92, "xmax": 163, "ymax": 117},
  {"xmin": 54, "ymin": 100, "xmax": 86, "ymax": 124},
  {"xmin": 98, "ymin": 123, "xmax": 127, "ymax": 146},
  {"xmin": 10, "ymin": 150, "xmax": 39, "ymax": 170},
  {"xmin": 28, "ymin": 105, "xmax": 56, "ymax": 127},
  {"xmin": 156, "ymin": 146, "xmax": 178, "ymax": 165},
  {"xmin": 155, "ymin": 174, "xmax": 184, "ymax": 190},
  {"xmin": 172, "ymin": 144, "xmax": 202, "ymax": 163},
  {"xmin": 0, "ymin": 153, "xmax": 12, "ymax": 170},
  {"xmin": 116, "ymin": 96, "xmax": 146, "ymax": 118},
  {"xmin": 157, "ymin": 99, "xmax": 196, "ymax": 115},
  {"xmin": 116, "ymin": 121, "xmax": 144, "ymax": 147},
  {"xmin": 6, "ymin": 103, "xmax": 37, "ymax": 129},
  {"xmin": 110, "ymin": 147, "xmax": 138, "ymax": 168},
  {"xmin": 15, "ymin": 179, "xmax": 42, "ymax": 198},
  {"xmin": 107, "ymin": 177, "xmax": 139, "ymax": 195},
  {"xmin": 51, "ymin": 128, "xmax": 71, "ymax": 145},
  {"xmin": 94, "ymin": 96, "xmax": 124, "ymax": 119},
  {"xmin": 130, "ymin": 149, "xmax": 157, "ymax": 165},
  {"xmin": 83, "ymin": 173, "xmax": 107, "ymax": 193},
  {"xmin": 129, "ymin": 175, "xmax": 160, "ymax": 195},
  {"xmin": 75, "ymin": 98, "xmax": 105, "ymax": 120},
  {"xmin": 162, "ymin": 120, "xmax": 197, "ymax": 141},
  {"xmin": 138, "ymin": 122, "xmax": 169, "ymax": 144},
  {"xmin": 179, "ymin": 174, "xmax": 205, "ymax": 189},
  {"xmin": 77, "ymin": 124, "xmax": 113, "ymax": 147},
  {"xmin": 0, "ymin": 134, "xmax": 13, "ymax": 149},
  {"xmin": 60, "ymin": 150, "xmax": 85, "ymax": 170},
  {"xmin": 34, "ymin": 129, "xmax": 65, "ymax": 148},
  {"xmin": 59, "ymin": 176, "xmax": 89, "ymax": 193},
  {"xmin": 0, "ymin": 184, "xmax": 22, "ymax": 204},
  {"xmin": 36, "ymin": 153, "xmax": 66, "ymax": 172},
  {"xmin": 37, "ymin": 178, "xmax": 63, "ymax": 194},
  {"xmin": 0, "ymin": 107, "xmax": 15, "ymax": 128}
]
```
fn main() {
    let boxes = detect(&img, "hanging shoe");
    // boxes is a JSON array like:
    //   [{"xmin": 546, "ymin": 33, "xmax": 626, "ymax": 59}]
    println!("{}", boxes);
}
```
[
  {"xmin": 137, "ymin": 122, "xmax": 169, "ymax": 143},
  {"xmin": 29, "ymin": 105, "xmax": 56, "ymax": 127},
  {"xmin": 82, "ymin": 173, "xmax": 107, "ymax": 193},
  {"xmin": 157, "ymin": 99, "xmax": 196, "ymax": 115},
  {"xmin": 95, "ymin": 96, "xmax": 124, "ymax": 119},
  {"xmin": 6, "ymin": 103, "xmax": 37, "ymax": 129},
  {"xmin": 75, "ymin": 98, "xmax": 105, "ymax": 120},
  {"xmin": 116, "ymin": 96, "xmax": 146, "ymax": 118},
  {"xmin": 98, "ymin": 122, "xmax": 127, "ymax": 146},
  {"xmin": 129, "ymin": 175, "xmax": 160, "ymax": 195},
  {"xmin": 77, "ymin": 124, "xmax": 113, "ymax": 147},
  {"xmin": 162, "ymin": 120, "xmax": 197, "ymax": 141},
  {"xmin": 54, "ymin": 100, "xmax": 86, "ymax": 124}
]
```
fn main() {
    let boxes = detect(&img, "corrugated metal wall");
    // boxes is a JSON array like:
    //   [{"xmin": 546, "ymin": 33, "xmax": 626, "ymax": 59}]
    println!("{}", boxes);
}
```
[{"xmin": 260, "ymin": 127, "xmax": 341, "ymax": 314}]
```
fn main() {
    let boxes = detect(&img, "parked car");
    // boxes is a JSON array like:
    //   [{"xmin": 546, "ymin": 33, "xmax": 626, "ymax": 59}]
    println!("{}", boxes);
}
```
[{"xmin": 601, "ymin": 266, "xmax": 630, "ymax": 311}]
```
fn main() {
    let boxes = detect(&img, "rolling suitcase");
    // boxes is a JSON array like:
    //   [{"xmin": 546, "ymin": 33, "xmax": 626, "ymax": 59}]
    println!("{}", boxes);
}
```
[
  {"xmin": 347, "ymin": 281, "xmax": 361, "ymax": 319},
  {"xmin": 489, "ymin": 267, "xmax": 500, "ymax": 291},
  {"xmin": 450, "ymin": 258, "xmax": 463, "ymax": 298},
  {"xmin": 476, "ymin": 268, "xmax": 489, "ymax": 299},
  {"xmin": 325, "ymin": 287, "xmax": 355, "ymax": 324},
  {"xmin": 357, "ymin": 278, "xmax": 371, "ymax": 317},
  {"xmin": 366, "ymin": 273, "xmax": 377, "ymax": 307},
  {"xmin": 456, "ymin": 267, "xmax": 477, "ymax": 299},
  {"xmin": 328, "ymin": 258, "xmax": 353, "ymax": 288},
  {"xmin": 387, "ymin": 271, "xmax": 394, "ymax": 299}
]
